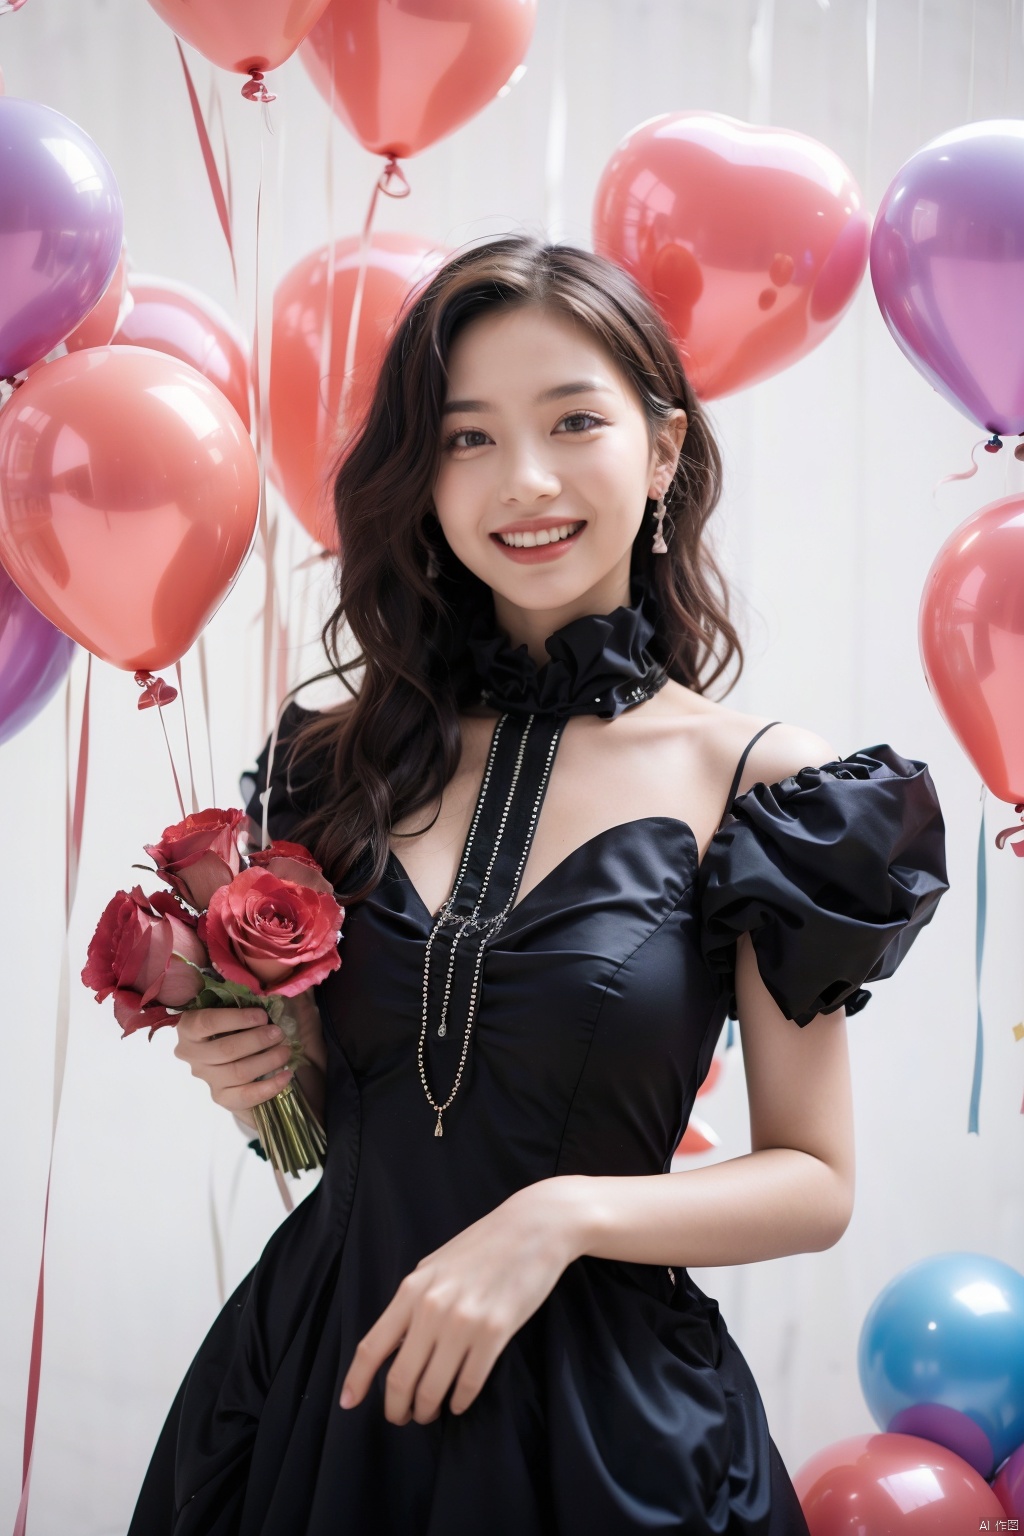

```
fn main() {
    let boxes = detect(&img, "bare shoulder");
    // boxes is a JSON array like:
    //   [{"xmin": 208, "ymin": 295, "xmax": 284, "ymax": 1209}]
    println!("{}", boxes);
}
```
[
  {"xmin": 733, "ymin": 719, "xmax": 840, "ymax": 799},
  {"xmin": 652, "ymin": 680, "xmax": 840, "ymax": 803}
]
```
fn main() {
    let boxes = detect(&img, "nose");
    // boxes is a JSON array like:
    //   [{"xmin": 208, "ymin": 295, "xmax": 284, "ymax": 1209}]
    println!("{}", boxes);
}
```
[{"xmin": 498, "ymin": 440, "xmax": 561, "ymax": 506}]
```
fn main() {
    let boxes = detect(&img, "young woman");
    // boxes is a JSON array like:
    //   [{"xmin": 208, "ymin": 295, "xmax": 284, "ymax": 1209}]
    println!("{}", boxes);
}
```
[{"xmin": 130, "ymin": 236, "xmax": 949, "ymax": 1535}]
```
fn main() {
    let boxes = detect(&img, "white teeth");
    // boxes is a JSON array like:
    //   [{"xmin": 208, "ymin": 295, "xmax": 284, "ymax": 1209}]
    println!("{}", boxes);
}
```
[{"xmin": 497, "ymin": 521, "xmax": 582, "ymax": 549}]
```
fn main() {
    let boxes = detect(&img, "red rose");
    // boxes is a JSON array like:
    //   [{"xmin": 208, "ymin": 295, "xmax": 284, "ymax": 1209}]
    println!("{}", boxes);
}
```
[
  {"xmin": 144, "ymin": 807, "xmax": 246, "ymax": 913},
  {"xmin": 199, "ymin": 866, "xmax": 344, "ymax": 997},
  {"xmin": 82, "ymin": 885, "xmax": 209, "ymax": 1037},
  {"xmin": 248, "ymin": 839, "xmax": 335, "ymax": 896}
]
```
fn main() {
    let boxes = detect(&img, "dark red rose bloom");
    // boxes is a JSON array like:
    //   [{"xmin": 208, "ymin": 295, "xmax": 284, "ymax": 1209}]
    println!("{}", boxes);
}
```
[
  {"xmin": 248, "ymin": 839, "xmax": 335, "ymax": 896},
  {"xmin": 199, "ymin": 866, "xmax": 344, "ymax": 998},
  {"xmin": 144, "ymin": 807, "xmax": 246, "ymax": 913},
  {"xmin": 82, "ymin": 885, "xmax": 208, "ymax": 1037}
]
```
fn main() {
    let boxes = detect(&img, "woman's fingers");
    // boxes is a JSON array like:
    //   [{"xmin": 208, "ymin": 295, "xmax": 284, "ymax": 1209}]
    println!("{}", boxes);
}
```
[
  {"xmin": 217, "ymin": 1068, "xmax": 294, "ymax": 1115},
  {"xmin": 405, "ymin": 1331, "xmax": 475, "ymax": 1424},
  {"xmin": 173, "ymin": 1006, "xmax": 295, "ymax": 1111},
  {"xmin": 182, "ymin": 1020, "xmax": 285, "ymax": 1067},
  {"xmin": 341, "ymin": 1289, "xmax": 412, "ymax": 1410},
  {"xmin": 176, "ymin": 1006, "xmax": 267, "ymax": 1043}
]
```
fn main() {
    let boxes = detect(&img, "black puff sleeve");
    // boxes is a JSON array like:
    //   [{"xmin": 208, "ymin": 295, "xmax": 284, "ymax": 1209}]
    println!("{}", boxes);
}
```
[
  {"xmin": 239, "ymin": 700, "xmax": 323, "ymax": 845},
  {"xmin": 696, "ymin": 744, "xmax": 950, "ymax": 1027}
]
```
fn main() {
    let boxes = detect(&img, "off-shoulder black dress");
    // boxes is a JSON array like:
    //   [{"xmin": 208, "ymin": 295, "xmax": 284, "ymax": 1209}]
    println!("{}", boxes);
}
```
[{"xmin": 129, "ymin": 604, "xmax": 949, "ymax": 1536}]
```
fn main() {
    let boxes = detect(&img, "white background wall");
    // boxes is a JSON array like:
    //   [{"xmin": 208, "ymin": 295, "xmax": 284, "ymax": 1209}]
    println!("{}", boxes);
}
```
[{"xmin": 2, "ymin": 1, "xmax": 1024, "ymax": 1531}]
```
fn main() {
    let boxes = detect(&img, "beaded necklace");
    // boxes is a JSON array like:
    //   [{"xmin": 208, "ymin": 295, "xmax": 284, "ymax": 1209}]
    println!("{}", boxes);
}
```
[{"xmin": 413, "ymin": 586, "xmax": 667, "ymax": 1138}]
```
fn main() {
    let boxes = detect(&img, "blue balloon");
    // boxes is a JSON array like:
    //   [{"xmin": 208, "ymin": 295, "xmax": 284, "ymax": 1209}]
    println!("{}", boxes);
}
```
[{"xmin": 859, "ymin": 1251, "xmax": 1024, "ymax": 1477}]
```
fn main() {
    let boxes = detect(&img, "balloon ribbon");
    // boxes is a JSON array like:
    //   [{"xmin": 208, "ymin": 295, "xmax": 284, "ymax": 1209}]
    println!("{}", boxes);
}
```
[
  {"xmin": 337, "ymin": 156, "xmax": 411, "ymax": 438},
  {"xmin": 13, "ymin": 655, "xmax": 91, "ymax": 1536},
  {"xmin": 969, "ymin": 788, "xmax": 986, "ymax": 1135}
]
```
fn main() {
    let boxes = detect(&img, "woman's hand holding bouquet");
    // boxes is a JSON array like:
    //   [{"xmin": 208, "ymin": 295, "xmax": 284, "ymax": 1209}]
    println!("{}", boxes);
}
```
[{"xmin": 81, "ymin": 808, "xmax": 345, "ymax": 1176}]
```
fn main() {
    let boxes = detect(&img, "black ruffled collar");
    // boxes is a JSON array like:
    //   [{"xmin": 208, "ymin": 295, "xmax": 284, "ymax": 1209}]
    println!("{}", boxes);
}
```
[{"xmin": 464, "ymin": 584, "xmax": 668, "ymax": 720}]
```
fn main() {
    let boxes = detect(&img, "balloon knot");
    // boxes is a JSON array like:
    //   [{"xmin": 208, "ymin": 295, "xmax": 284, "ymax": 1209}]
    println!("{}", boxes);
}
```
[
  {"xmin": 134, "ymin": 670, "xmax": 178, "ymax": 710},
  {"xmin": 994, "ymin": 805, "xmax": 1024, "ymax": 854},
  {"xmin": 241, "ymin": 68, "xmax": 276, "ymax": 104},
  {"xmin": 378, "ymin": 155, "xmax": 411, "ymax": 199},
  {"xmin": 984, "ymin": 433, "xmax": 1003, "ymax": 453}
]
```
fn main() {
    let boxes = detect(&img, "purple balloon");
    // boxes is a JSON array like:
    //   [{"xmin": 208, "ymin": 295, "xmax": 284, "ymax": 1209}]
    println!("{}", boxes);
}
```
[
  {"xmin": 871, "ymin": 120, "xmax": 1024, "ymax": 441},
  {"xmin": 0, "ymin": 97, "xmax": 123, "ymax": 377},
  {"xmin": 0, "ymin": 562, "xmax": 75, "ymax": 747}
]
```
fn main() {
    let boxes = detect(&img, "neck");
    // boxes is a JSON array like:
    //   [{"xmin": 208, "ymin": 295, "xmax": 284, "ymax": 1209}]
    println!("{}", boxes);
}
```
[{"xmin": 491, "ymin": 560, "xmax": 632, "ymax": 666}]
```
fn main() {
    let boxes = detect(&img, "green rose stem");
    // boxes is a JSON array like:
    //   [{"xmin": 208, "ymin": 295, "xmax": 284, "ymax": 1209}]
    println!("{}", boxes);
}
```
[{"xmin": 176, "ymin": 964, "xmax": 327, "ymax": 1178}]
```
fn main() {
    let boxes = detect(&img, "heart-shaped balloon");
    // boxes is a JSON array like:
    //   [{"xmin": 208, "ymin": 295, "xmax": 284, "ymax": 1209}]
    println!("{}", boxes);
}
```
[
  {"xmin": 0, "ymin": 97, "xmax": 123, "ymax": 377},
  {"xmin": 593, "ymin": 111, "xmax": 869, "ymax": 400},
  {"xmin": 270, "ymin": 232, "xmax": 447, "ymax": 547},
  {"xmin": 0, "ymin": 347, "xmax": 259, "ymax": 673},
  {"xmin": 300, "ymin": 0, "xmax": 536, "ymax": 160},
  {"xmin": 919, "ymin": 492, "xmax": 1024, "ymax": 805},
  {"xmin": 872, "ymin": 121, "xmax": 1024, "ymax": 441},
  {"xmin": 113, "ymin": 273, "xmax": 250, "ymax": 431}
]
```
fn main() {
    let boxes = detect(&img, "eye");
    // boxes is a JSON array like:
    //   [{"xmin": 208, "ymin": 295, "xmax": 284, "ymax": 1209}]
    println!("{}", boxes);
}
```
[
  {"xmin": 442, "ymin": 427, "xmax": 491, "ymax": 453},
  {"xmin": 554, "ymin": 410, "xmax": 605, "ymax": 435}
]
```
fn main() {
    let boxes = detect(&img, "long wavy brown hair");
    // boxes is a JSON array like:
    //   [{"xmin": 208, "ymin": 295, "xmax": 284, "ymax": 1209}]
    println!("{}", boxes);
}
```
[{"xmin": 280, "ymin": 234, "xmax": 744, "ymax": 904}]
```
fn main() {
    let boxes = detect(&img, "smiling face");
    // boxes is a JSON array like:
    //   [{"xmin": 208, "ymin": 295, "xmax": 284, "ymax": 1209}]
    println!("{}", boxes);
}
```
[{"xmin": 432, "ymin": 303, "xmax": 686, "ymax": 656}]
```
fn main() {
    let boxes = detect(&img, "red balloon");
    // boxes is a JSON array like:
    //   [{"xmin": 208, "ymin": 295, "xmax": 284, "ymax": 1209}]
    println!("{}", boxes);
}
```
[
  {"xmin": 300, "ymin": 0, "xmax": 536, "ymax": 159},
  {"xmin": 919, "ymin": 493, "xmax": 1024, "ymax": 804},
  {"xmin": 794, "ymin": 1433, "xmax": 1005, "ymax": 1534},
  {"xmin": 146, "ymin": 0, "xmax": 331, "ymax": 74},
  {"xmin": 0, "ymin": 348, "xmax": 259, "ymax": 673},
  {"xmin": 593, "ymin": 112, "xmax": 870, "ymax": 400},
  {"xmin": 113, "ymin": 274, "xmax": 251, "ymax": 432},
  {"xmin": 269, "ymin": 232, "xmax": 446, "ymax": 547},
  {"xmin": 65, "ymin": 240, "xmax": 129, "ymax": 353}
]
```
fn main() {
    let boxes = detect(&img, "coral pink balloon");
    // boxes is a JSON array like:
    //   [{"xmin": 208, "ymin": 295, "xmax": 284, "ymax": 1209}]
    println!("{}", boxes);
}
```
[
  {"xmin": 300, "ymin": 0, "xmax": 536, "ymax": 159},
  {"xmin": 64, "ymin": 241, "xmax": 129, "ymax": 353},
  {"xmin": 593, "ymin": 111, "xmax": 870, "ymax": 400},
  {"xmin": 695, "ymin": 1055, "xmax": 723, "ymax": 1098},
  {"xmin": 146, "ymin": 0, "xmax": 332, "ymax": 73},
  {"xmin": 919, "ymin": 493, "xmax": 1024, "ymax": 804},
  {"xmin": 270, "ymin": 232, "xmax": 446, "ymax": 546},
  {"xmin": 0, "ymin": 348, "xmax": 259, "ymax": 672},
  {"xmin": 674, "ymin": 1116, "xmax": 719, "ymax": 1157},
  {"xmin": 113, "ymin": 274, "xmax": 250, "ymax": 431},
  {"xmin": 794, "ymin": 1433, "xmax": 1005, "ymax": 1533}
]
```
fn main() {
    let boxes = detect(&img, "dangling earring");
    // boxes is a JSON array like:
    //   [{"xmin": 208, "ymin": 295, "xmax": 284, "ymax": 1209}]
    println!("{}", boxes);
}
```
[{"xmin": 652, "ymin": 494, "xmax": 669, "ymax": 555}]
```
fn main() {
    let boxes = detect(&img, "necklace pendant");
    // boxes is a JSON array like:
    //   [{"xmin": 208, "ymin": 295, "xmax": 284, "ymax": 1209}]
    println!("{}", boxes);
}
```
[
  {"xmin": 437, "ymin": 1022, "xmax": 446, "ymax": 1038},
  {"xmin": 434, "ymin": 1112, "xmax": 443, "ymax": 1137}
]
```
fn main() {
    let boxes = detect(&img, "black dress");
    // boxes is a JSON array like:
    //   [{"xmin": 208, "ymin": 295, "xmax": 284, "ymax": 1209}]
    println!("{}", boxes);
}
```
[{"xmin": 129, "ymin": 603, "xmax": 949, "ymax": 1536}]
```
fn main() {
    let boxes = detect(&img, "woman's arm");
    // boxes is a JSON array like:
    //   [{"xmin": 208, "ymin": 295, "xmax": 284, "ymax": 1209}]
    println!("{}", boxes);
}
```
[
  {"xmin": 556, "ymin": 926, "xmax": 855, "ymax": 1269},
  {"xmin": 553, "ymin": 723, "xmax": 856, "ymax": 1268}
]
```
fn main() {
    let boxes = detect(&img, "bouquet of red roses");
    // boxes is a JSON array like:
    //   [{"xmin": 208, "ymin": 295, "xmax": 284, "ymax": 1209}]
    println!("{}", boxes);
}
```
[{"xmin": 81, "ymin": 807, "xmax": 345, "ymax": 1177}]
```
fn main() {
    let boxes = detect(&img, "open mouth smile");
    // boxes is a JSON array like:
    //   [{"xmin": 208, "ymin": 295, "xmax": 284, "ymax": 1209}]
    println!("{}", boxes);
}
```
[{"xmin": 491, "ymin": 520, "xmax": 586, "ymax": 562}]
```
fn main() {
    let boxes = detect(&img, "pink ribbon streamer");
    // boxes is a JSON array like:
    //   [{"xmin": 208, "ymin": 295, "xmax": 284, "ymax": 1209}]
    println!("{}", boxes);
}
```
[
  {"xmin": 174, "ymin": 39, "xmax": 238, "ymax": 293},
  {"xmin": 174, "ymin": 661, "xmax": 201, "ymax": 815},
  {"xmin": 931, "ymin": 437, "xmax": 992, "ymax": 504},
  {"xmin": 338, "ymin": 157, "xmax": 410, "ymax": 439},
  {"xmin": 13, "ymin": 655, "xmax": 92, "ymax": 1536}
]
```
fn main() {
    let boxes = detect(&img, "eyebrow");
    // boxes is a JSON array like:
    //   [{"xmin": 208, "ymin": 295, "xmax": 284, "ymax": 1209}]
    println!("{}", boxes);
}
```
[{"xmin": 441, "ymin": 380, "xmax": 614, "ymax": 415}]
